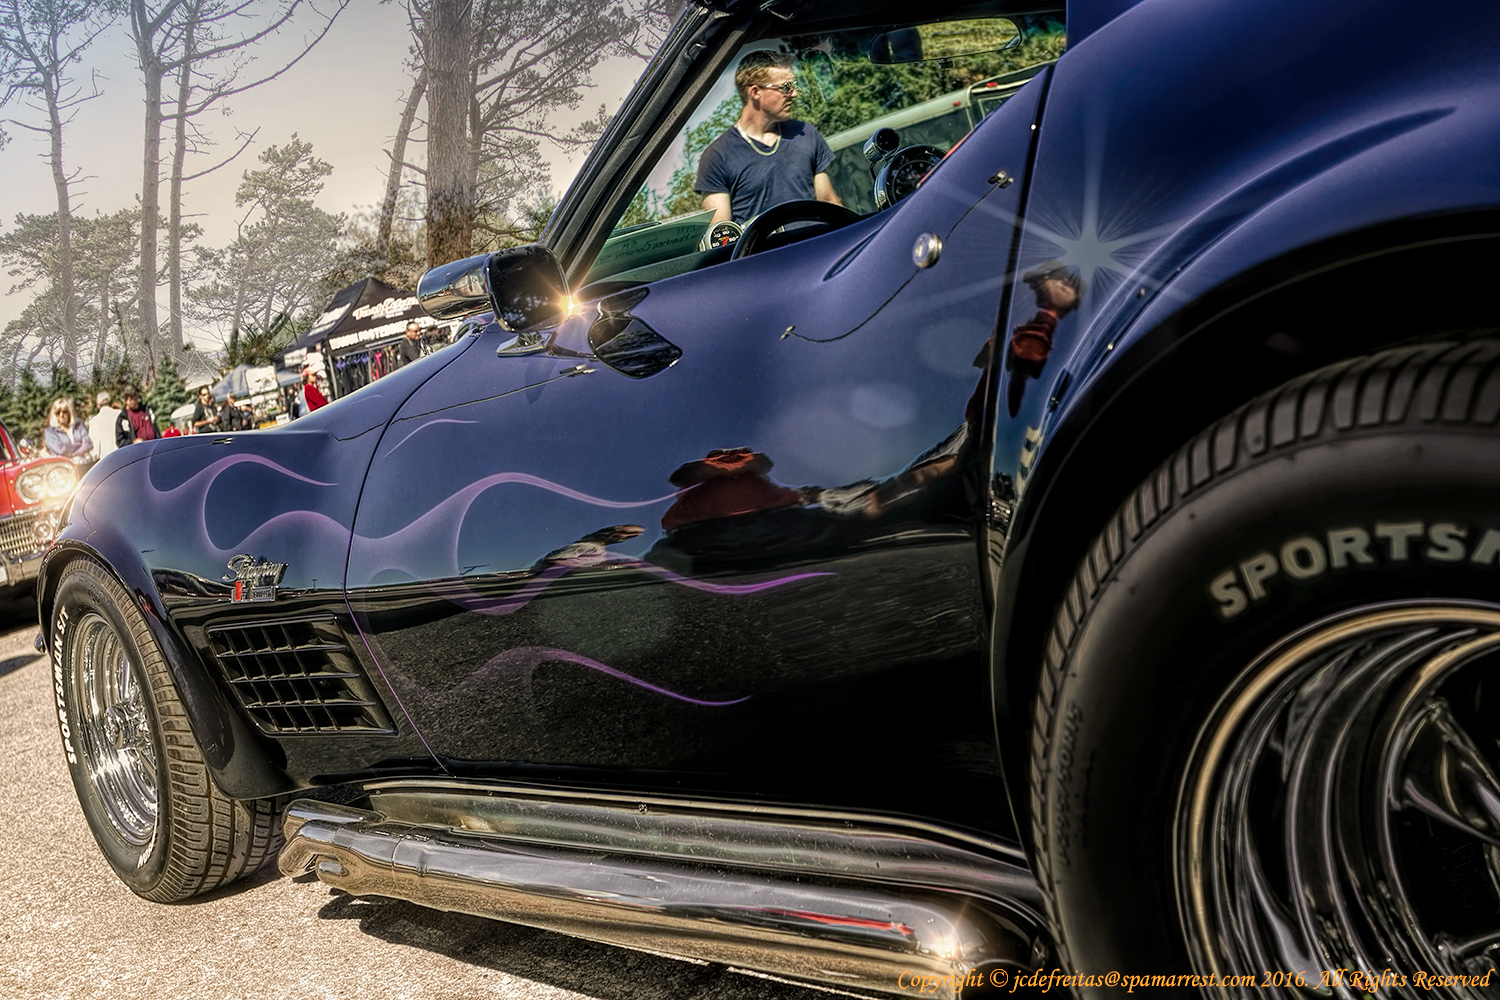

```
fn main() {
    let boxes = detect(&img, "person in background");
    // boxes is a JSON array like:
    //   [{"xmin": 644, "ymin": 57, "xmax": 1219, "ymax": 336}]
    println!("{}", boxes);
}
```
[
  {"xmin": 44, "ymin": 397, "xmax": 94, "ymax": 466},
  {"xmin": 116, "ymin": 386, "xmax": 160, "ymax": 447},
  {"xmin": 88, "ymin": 391, "xmax": 121, "ymax": 463},
  {"xmin": 190, "ymin": 386, "xmax": 218, "ymax": 434},
  {"xmin": 218, "ymin": 392, "xmax": 247, "ymax": 431},
  {"xmin": 398, "ymin": 320, "xmax": 424, "ymax": 368},
  {"xmin": 302, "ymin": 366, "xmax": 328, "ymax": 412}
]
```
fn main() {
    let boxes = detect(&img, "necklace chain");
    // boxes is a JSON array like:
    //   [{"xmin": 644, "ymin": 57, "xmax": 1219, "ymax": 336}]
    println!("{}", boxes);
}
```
[{"xmin": 735, "ymin": 124, "xmax": 780, "ymax": 156}]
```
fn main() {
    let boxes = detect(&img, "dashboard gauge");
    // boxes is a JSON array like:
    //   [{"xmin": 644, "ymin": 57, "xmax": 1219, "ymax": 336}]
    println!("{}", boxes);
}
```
[
  {"xmin": 874, "ymin": 145, "xmax": 947, "ymax": 210},
  {"xmin": 699, "ymin": 220, "xmax": 744, "ymax": 251}
]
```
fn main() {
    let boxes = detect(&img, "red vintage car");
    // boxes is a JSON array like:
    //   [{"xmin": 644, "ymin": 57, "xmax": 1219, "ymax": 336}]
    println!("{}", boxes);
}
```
[{"xmin": 0, "ymin": 420, "xmax": 76, "ymax": 598}]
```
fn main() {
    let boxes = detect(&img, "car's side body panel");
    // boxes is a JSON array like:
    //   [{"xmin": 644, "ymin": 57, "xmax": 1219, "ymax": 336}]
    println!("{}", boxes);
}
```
[
  {"xmin": 37, "ymin": 348, "xmax": 480, "ymax": 797},
  {"xmin": 343, "ymin": 79, "xmax": 1046, "ymax": 835}
]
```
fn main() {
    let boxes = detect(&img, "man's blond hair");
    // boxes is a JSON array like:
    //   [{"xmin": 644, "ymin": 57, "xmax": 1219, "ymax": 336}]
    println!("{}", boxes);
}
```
[{"xmin": 734, "ymin": 50, "xmax": 793, "ymax": 102}]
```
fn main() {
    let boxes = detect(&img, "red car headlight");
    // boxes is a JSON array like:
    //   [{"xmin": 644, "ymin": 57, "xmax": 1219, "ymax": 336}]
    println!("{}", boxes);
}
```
[
  {"xmin": 43, "ymin": 463, "xmax": 75, "ymax": 498},
  {"xmin": 16, "ymin": 468, "xmax": 45, "ymax": 504}
]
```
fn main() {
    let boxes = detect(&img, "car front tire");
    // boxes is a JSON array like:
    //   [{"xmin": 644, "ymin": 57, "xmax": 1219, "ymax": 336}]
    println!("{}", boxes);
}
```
[
  {"xmin": 52, "ymin": 557, "xmax": 281, "ymax": 901},
  {"xmin": 1030, "ymin": 340, "xmax": 1500, "ymax": 996}
]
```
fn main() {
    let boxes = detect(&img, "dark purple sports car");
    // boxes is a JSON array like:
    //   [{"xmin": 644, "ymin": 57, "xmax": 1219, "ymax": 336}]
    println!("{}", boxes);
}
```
[{"xmin": 39, "ymin": 0, "xmax": 1500, "ymax": 996}]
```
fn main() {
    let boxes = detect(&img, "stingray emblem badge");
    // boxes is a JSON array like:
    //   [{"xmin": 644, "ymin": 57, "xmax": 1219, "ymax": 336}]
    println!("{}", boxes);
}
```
[{"xmin": 223, "ymin": 554, "xmax": 288, "ymax": 602}]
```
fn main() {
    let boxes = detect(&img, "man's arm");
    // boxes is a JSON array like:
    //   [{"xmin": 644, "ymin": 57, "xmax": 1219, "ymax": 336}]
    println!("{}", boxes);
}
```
[
  {"xmin": 814, "ymin": 172, "xmax": 841, "ymax": 206},
  {"xmin": 702, "ymin": 192, "xmax": 732, "ymax": 226}
]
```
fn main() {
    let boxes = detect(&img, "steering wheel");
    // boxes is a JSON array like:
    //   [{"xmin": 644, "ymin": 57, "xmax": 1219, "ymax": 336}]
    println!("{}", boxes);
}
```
[{"xmin": 730, "ymin": 199, "xmax": 862, "ymax": 260}]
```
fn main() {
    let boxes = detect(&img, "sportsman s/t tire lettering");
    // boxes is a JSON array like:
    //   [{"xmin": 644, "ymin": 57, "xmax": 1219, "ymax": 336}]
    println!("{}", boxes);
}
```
[
  {"xmin": 52, "ymin": 557, "xmax": 282, "ymax": 902},
  {"xmin": 1030, "ymin": 340, "xmax": 1500, "ymax": 996}
]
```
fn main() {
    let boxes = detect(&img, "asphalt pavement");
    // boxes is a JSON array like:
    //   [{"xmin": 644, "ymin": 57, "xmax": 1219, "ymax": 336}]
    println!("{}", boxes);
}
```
[{"xmin": 0, "ymin": 595, "xmax": 839, "ymax": 1000}]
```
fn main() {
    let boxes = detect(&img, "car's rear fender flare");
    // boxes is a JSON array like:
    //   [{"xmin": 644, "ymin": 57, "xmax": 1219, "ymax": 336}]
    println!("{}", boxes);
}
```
[
  {"xmin": 988, "ymin": 208, "xmax": 1500, "ymax": 849},
  {"xmin": 38, "ymin": 535, "xmax": 295, "ymax": 801}
]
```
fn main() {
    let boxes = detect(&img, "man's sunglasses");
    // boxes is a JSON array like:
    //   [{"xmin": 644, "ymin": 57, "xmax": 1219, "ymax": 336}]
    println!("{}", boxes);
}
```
[{"xmin": 758, "ymin": 80, "xmax": 797, "ymax": 95}]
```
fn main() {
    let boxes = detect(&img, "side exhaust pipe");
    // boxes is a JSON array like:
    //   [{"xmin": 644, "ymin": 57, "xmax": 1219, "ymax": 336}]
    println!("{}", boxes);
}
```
[{"xmin": 280, "ymin": 791, "xmax": 1041, "ymax": 998}]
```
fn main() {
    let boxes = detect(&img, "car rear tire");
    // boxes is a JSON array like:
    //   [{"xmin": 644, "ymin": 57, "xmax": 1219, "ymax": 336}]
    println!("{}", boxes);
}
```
[
  {"xmin": 52, "ymin": 557, "xmax": 282, "ymax": 901},
  {"xmin": 1030, "ymin": 340, "xmax": 1500, "ymax": 996}
]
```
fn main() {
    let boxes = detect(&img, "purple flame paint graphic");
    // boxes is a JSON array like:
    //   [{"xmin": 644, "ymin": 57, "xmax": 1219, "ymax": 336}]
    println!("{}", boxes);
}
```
[
  {"xmin": 127, "ymin": 451, "xmax": 350, "ymax": 566},
  {"xmin": 382, "ymin": 418, "xmax": 480, "ymax": 457},
  {"xmin": 459, "ymin": 552, "xmax": 833, "ymax": 616},
  {"xmin": 121, "ymin": 429, "xmax": 832, "ymax": 616},
  {"xmin": 479, "ymin": 646, "xmax": 751, "ymax": 707}
]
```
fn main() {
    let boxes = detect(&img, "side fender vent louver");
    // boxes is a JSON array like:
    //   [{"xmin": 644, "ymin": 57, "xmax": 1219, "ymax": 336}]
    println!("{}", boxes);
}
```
[{"xmin": 207, "ymin": 617, "xmax": 394, "ymax": 735}]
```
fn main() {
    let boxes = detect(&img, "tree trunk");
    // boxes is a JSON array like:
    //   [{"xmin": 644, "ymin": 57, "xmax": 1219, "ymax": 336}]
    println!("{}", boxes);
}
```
[
  {"xmin": 425, "ymin": 0, "xmax": 473, "ymax": 267},
  {"xmin": 135, "ymin": 33, "xmax": 165, "ymax": 379},
  {"xmin": 95, "ymin": 285, "xmax": 110, "ymax": 365},
  {"xmin": 378, "ymin": 66, "xmax": 427, "ymax": 267},
  {"xmin": 44, "ymin": 70, "xmax": 79, "ymax": 373},
  {"xmin": 166, "ymin": 10, "xmax": 196, "ymax": 363}
]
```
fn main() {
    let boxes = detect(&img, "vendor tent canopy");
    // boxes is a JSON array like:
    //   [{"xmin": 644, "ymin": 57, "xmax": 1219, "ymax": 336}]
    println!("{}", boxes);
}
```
[
  {"xmin": 210, "ymin": 364, "xmax": 299, "ymax": 401},
  {"xmin": 286, "ymin": 277, "xmax": 433, "ymax": 355}
]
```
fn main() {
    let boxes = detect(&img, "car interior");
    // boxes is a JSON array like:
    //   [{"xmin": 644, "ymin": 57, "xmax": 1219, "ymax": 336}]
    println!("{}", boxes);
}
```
[{"xmin": 573, "ymin": 15, "xmax": 1064, "ymax": 302}]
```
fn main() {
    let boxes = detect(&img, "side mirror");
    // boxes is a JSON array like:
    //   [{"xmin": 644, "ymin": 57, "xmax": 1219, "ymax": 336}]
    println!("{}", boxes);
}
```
[{"xmin": 418, "ymin": 245, "xmax": 568, "ymax": 331}]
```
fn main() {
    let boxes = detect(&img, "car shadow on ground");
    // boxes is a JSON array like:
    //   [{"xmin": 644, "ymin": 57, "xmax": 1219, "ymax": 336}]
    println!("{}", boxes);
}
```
[
  {"xmin": 0, "ymin": 652, "xmax": 39, "ymax": 679},
  {"xmin": 0, "ymin": 594, "xmax": 37, "ymax": 630},
  {"xmin": 314, "ymin": 890, "xmax": 841, "ymax": 1000},
  {"xmin": 0, "ymin": 595, "xmax": 40, "ymax": 679}
]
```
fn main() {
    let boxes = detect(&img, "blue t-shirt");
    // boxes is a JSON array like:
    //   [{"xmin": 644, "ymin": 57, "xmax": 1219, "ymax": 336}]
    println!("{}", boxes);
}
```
[{"xmin": 694, "ymin": 120, "xmax": 834, "ymax": 223}]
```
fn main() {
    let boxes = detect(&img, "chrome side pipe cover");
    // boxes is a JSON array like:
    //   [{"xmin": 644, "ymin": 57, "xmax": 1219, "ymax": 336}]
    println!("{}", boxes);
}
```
[{"xmin": 279, "ymin": 792, "xmax": 1038, "ymax": 998}]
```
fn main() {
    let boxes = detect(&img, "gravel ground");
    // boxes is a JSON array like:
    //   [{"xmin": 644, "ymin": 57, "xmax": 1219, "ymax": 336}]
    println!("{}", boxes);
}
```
[{"xmin": 0, "ymin": 594, "xmax": 838, "ymax": 1000}]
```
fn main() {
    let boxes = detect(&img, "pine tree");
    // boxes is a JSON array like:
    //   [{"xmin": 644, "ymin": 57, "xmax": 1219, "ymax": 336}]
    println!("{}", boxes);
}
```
[
  {"xmin": 146, "ymin": 355, "xmax": 191, "ymax": 422},
  {"xmin": 13, "ymin": 369, "xmax": 52, "ymax": 445}
]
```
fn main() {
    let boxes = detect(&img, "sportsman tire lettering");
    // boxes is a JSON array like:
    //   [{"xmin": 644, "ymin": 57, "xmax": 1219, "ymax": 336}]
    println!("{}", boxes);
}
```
[
  {"xmin": 1210, "ymin": 521, "xmax": 1500, "ymax": 619},
  {"xmin": 52, "ymin": 603, "xmax": 75, "ymax": 764},
  {"xmin": 1052, "ymin": 702, "xmax": 1084, "ymax": 865}
]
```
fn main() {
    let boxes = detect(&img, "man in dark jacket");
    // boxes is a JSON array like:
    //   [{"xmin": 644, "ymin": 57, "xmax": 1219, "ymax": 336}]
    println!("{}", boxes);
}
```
[
  {"xmin": 397, "ymin": 321, "xmax": 424, "ymax": 368},
  {"xmin": 190, "ymin": 386, "xmax": 218, "ymax": 434},
  {"xmin": 115, "ymin": 386, "xmax": 160, "ymax": 447},
  {"xmin": 218, "ymin": 393, "xmax": 248, "ymax": 431}
]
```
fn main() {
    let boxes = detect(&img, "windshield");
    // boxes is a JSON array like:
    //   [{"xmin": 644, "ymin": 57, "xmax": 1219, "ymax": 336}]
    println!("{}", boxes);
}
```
[{"xmin": 585, "ymin": 15, "xmax": 1064, "ymax": 285}]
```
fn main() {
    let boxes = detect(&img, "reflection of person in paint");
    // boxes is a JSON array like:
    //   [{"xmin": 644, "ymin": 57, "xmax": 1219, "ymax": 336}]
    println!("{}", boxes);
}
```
[
  {"xmin": 1004, "ymin": 261, "xmax": 1083, "ymax": 416},
  {"xmin": 663, "ymin": 448, "xmax": 804, "ymax": 529},
  {"xmin": 1010, "ymin": 262, "xmax": 1082, "ymax": 364},
  {"xmin": 695, "ymin": 51, "xmax": 842, "ymax": 225},
  {"xmin": 537, "ymin": 525, "xmax": 646, "ymax": 568}
]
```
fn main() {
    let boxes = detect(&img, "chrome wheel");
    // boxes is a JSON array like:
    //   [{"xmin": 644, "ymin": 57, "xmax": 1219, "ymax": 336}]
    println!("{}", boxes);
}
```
[
  {"xmin": 1180, "ymin": 605, "xmax": 1500, "ymax": 998},
  {"xmin": 71, "ymin": 611, "xmax": 158, "ymax": 847}
]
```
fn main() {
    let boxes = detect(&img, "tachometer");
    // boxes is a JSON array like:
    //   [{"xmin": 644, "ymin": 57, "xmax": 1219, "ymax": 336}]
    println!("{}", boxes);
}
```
[
  {"xmin": 699, "ymin": 220, "xmax": 744, "ymax": 251},
  {"xmin": 874, "ymin": 145, "xmax": 947, "ymax": 210}
]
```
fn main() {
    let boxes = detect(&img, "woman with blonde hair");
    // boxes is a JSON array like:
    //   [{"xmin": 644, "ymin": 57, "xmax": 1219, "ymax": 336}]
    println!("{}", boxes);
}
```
[{"xmin": 43, "ymin": 397, "xmax": 93, "ymax": 466}]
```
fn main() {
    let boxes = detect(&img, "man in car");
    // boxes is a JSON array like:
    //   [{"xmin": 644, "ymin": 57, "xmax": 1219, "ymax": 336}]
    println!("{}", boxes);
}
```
[{"xmin": 695, "ymin": 51, "xmax": 841, "ymax": 225}]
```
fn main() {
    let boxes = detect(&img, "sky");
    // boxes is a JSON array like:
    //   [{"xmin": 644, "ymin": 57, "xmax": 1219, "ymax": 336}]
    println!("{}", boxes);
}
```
[{"xmin": 0, "ymin": 0, "xmax": 653, "ymax": 351}]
